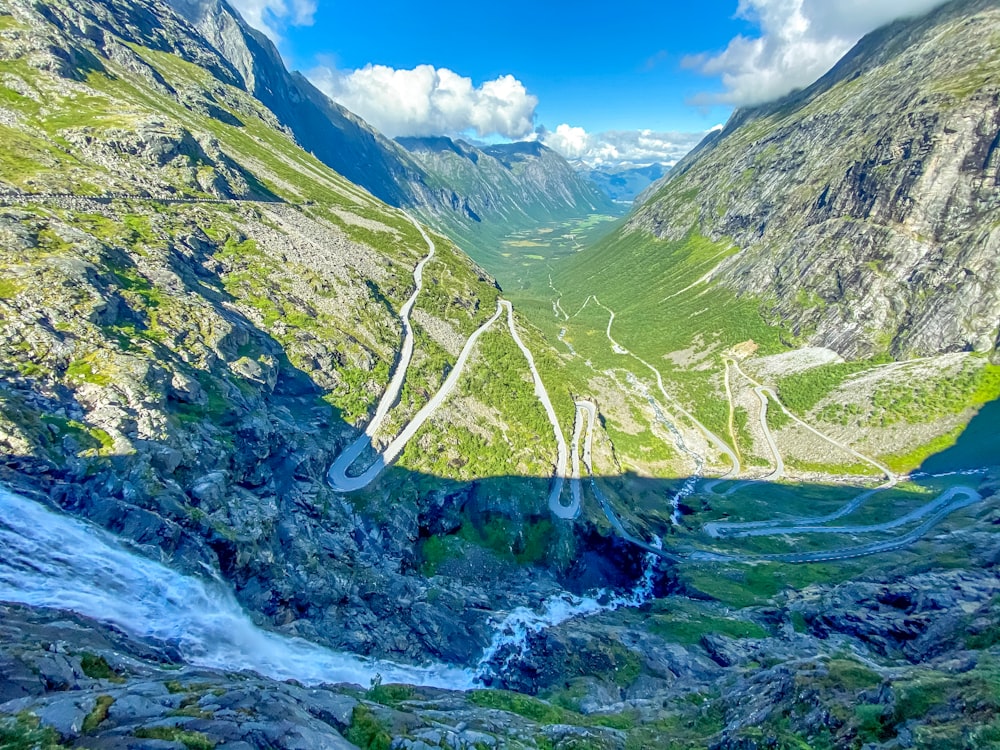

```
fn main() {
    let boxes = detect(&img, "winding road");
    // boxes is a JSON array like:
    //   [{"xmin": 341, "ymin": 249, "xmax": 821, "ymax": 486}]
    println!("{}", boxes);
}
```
[
  {"xmin": 589, "ymin": 297, "xmax": 742, "ymax": 478},
  {"xmin": 326, "ymin": 213, "xmax": 988, "ymax": 566},
  {"xmin": 704, "ymin": 361, "xmax": 899, "ymax": 538},
  {"xmin": 327, "ymin": 215, "xmax": 579, "ymax": 518},
  {"xmin": 568, "ymin": 401, "xmax": 597, "ymax": 517}
]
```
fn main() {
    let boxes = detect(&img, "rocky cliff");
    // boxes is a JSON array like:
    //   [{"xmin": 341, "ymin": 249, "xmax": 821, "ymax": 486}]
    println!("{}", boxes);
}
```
[{"xmin": 629, "ymin": 0, "xmax": 1000, "ymax": 359}]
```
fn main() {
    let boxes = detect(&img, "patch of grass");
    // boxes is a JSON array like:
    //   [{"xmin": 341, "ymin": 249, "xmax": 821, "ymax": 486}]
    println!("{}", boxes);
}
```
[
  {"xmin": 777, "ymin": 358, "xmax": 889, "ymax": 414},
  {"xmin": 65, "ymin": 357, "xmax": 112, "ymax": 387},
  {"xmin": 418, "ymin": 534, "xmax": 460, "ymax": 577},
  {"xmin": 468, "ymin": 690, "xmax": 637, "ymax": 731},
  {"xmin": 648, "ymin": 610, "xmax": 768, "ymax": 645},
  {"xmin": 455, "ymin": 514, "xmax": 555, "ymax": 566},
  {"xmin": 0, "ymin": 277, "xmax": 23, "ymax": 299},
  {"xmin": 82, "ymin": 695, "xmax": 114, "ymax": 733},
  {"xmin": 855, "ymin": 703, "xmax": 894, "ymax": 744},
  {"xmin": 134, "ymin": 726, "xmax": 215, "ymax": 750},
  {"xmin": 345, "ymin": 705, "xmax": 391, "ymax": 750},
  {"xmin": 80, "ymin": 652, "xmax": 124, "ymax": 682},
  {"xmin": 365, "ymin": 677, "xmax": 414, "ymax": 708},
  {"xmin": 883, "ymin": 425, "xmax": 963, "ymax": 474},
  {"xmin": 817, "ymin": 659, "xmax": 882, "ymax": 692},
  {"xmin": 0, "ymin": 713, "xmax": 65, "ymax": 750}
]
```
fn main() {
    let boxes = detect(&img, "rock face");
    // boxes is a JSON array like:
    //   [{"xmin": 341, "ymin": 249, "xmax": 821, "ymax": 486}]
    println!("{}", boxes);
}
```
[
  {"xmin": 629, "ymin": 0, "xmax": 1000, "ymax": 358},
  {"xmin": 165, "ymin": 0, "xmax": 432, "ymax": 210}
]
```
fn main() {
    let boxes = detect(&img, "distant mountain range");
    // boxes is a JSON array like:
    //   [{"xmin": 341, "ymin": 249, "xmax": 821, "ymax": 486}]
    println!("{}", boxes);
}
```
[
  {"xmin": 395, "ymin": 136, "xmax": 619, "ymax": 264},
  {"xmin": 164, "ymin": 0, "xmax": 617, "ymax": 266},
  {"xmin": 577, "ymin": 162, "xmax": 672, "ymax": 203}
]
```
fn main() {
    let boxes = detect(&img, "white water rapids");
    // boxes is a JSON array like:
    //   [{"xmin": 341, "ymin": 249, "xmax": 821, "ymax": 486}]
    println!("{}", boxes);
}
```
[
  {"xmin": 475, "ymin": 539, "xmax": 662, "ymax": 680},
  {"xmin": 0, "ymin": 487, "xmax": 661, "ymax": 690},
  {"xmin": 0, "ymin": 487, "xmax": 475, "ymax": 689}
]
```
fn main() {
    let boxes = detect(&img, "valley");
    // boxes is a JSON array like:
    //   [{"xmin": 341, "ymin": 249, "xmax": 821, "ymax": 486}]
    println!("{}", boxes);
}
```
[{"xmin": 0, "ymin": 0, "xmax": 998, "ymax": 748}]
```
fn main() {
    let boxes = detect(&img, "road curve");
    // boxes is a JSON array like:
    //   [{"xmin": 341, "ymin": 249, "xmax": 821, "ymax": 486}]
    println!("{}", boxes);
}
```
[
  {"xmin": 721, "ymin": 485, "xmax": 979, "ymax": 538},
  {"xmin": 753, "ymin": 486, "xmax": 984, "ymax": 563},
  {"xmin": 328, "ymin": 301, "xmax": 505, "ymax": 491},
  {"xmin": 501, "ymin": 302, "xmax": 574, "ymax": 519},
  {"xmin": 568, "ymin": 401, "xmax": 597, "ymax": 517},
  {"xmin": 327, "ymin": 267, "xmax": 574, "ymax": 512},
  {"xmin": 734, "ymin": 361, "xmax": 895, "ymax": 481},
  {"xmin": 754, "ymin": 386, "xmax": 786, "ymax": 480},
  {"xmin": 704, "ymin": 361, "xmax": 898, "ymax": 537}
]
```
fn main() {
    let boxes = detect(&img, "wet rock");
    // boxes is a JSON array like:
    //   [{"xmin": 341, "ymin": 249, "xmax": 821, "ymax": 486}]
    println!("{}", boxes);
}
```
[{"xmin": 34, "ymin": 693, "xmax": 97, "ymax": 739}]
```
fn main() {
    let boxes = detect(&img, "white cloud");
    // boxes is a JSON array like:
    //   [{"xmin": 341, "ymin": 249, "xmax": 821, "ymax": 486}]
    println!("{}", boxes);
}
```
[
  {"xmin": 308, "ymin": 64, "xmax": 538, "ymax": 140},
  {"xmin": 228, "ymin": 0, "xmax": 316, "ymax": 41},
  {"xmin": 537, "ymin": 124, "xmax": 709, "ymax": 170},
  {"xmin": 685, "ymin": 0, "xmax": 950, "ymax": 106}
]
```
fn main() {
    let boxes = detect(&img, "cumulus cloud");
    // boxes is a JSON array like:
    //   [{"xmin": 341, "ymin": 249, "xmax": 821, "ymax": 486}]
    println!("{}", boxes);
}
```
[
  {"xmin": 228, "ymin": 0, "xmax": 316, "ymax": 42},
  {"xmin": 308, "ymin": 64, "xmax": 538, "ymax": 139},
  {"xmin": 685, "ymin": 0, "xmax": 950, "ymax": 106},
  {"xmin": 537, "ymin": 124, "xmax": 710, "ymax": 170}
]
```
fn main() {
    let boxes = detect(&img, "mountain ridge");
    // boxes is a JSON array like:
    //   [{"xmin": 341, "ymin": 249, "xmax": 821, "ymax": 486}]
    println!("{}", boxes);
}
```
[{"xmin": 625, "ymin": 0, "xmax": 1000, "ymax": 359}]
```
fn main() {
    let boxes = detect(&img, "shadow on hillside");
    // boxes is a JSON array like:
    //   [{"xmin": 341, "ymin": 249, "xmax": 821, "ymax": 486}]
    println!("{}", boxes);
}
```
[
  {"xmin": 920, "ymin": 397, "xmax": 1000, "ymax": 474},
  {"xmin": 1, "ymin": 203, "xmax": 997, "ymax": 666}
]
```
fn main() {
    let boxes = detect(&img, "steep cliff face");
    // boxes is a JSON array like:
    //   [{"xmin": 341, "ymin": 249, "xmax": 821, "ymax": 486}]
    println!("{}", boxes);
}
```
[
  {"xmin": 164, "ymin": 0, "xmax": 433, "ymax": 208},
  {"xmin": 631, "ymin": 0, "xmax": 1000, "ymax": 358}
]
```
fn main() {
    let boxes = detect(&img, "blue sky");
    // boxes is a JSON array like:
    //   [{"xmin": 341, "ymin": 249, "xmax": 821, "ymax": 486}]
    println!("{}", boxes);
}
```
[
  {"xmin": 284, "ymin": 1, "xmax": 747, "ymax": 134},
  {"xmin": 233, "ymin": 0, "xmax": 950, "ymax": 168}
]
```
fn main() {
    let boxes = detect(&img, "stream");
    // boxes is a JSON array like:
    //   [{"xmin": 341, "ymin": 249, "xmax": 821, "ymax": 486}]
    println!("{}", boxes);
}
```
[{"xmin": 0, "ymin": 486, "xmax": 661, "ymax": 690}]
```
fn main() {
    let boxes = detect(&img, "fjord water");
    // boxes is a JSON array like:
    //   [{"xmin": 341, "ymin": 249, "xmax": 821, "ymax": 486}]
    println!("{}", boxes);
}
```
[{"xmin": 0, "ymin": 487, "xmax": 476, "ymax": 689}]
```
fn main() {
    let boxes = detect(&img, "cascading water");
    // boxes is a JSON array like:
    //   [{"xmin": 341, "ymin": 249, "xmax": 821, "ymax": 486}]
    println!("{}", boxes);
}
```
[
  {"xmin": 0, "ymin": 487, "xmax": 475, "ymax": 690},
  {"xmin": 1, "ymin": 487, "xmax": 668, "ymax": 691},
  {"xmin": 474, "ymin": 538, "xmax": 662, "ymax": 682}
]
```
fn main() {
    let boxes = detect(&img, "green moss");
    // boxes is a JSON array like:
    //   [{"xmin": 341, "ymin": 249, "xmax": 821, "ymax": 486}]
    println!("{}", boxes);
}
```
[
  {"xmin": 0, "ymin": 277, "xmax": 23, "ymax": 299},
  {"xmin": 790, "ymin": 611, "xmax": 808, "ymax": 634},
  {"xmin": 345, "ymin": 706, "xmax": 391, "ymax": 750},
  {"xmin": 66, "ymin": 358, "xmax": 112, "ymax": 387},
  {"xmin": 134, "ymin": 726, "xmax": 216, "ymax": 750},
  {"xmin": 82, "ymin": 695, "xmax": 114, "ymax": 733},
  {"xmin": 80, "ymin": 652, "xmax": 124, "ymax": 682}
]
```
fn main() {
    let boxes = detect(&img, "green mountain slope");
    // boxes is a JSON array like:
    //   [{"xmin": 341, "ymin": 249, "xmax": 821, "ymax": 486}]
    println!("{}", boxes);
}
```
[{"xmin": 528, "ymin": 0, "xmax": 1000, "ymax": 473}]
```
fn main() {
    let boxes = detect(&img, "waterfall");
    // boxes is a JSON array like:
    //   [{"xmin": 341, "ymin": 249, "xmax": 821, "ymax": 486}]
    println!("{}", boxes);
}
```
[
  {"xmin": 475, "ymin": 539, "xmax": 661, "ymax": 681},
  {"xmin": 0, "ymin": 487, "xmax": 475, "ymax": 690}
]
